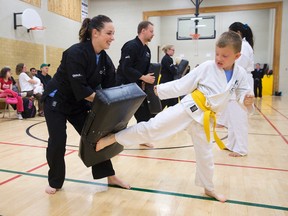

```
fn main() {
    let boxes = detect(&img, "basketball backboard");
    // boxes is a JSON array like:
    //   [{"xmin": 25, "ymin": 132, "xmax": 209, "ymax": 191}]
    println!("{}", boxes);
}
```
[
  {"xmin": 14, "ymin": 8, "xmax": 44, "ymax": 32},
  {"xmin": 177, "ymin": 16, "xmax": 216, "ymax": 40}
]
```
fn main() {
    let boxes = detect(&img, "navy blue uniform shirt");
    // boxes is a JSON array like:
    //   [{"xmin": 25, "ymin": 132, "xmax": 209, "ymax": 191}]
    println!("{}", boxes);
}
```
[
  {"xmin": 116, "ymin": 36, "xmax": 151, "ymax": 86},
  {"xmin": 42, "ymin": 40, "xmax": 116, "ymax": 114}
]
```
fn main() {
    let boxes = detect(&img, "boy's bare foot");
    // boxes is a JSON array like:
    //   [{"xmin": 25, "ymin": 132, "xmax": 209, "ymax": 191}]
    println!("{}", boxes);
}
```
[
  {"xmin": 45, "ymin": 185, "xmax": 58, "ymax": 195},
  {"xmin": 96, "ymin": 134, "xmax": 116, "ymax": 151},
  {"xmin": 229, "ymin": 152, "xmax": 243, "ymax": 157},
  {"xmin": 205, "ymin": 189, "xmax": 227, "ymax": 202},
  {"xmin": 139, "ymin": 143, "xmax": 154, "ymax": 148},
  {"xmin": 108, "ymin": 175, "xmax": 131, "ymax": 189}
]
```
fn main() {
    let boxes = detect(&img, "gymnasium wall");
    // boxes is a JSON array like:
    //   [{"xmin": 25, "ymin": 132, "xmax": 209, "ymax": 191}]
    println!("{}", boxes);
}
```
[
  {"xmin": 90, "ymin": 0, "xmax": 287, "ymax": 95},
  {"xmin": 0, "ymin": 0, "xmax": 81, "ymax": 77}
]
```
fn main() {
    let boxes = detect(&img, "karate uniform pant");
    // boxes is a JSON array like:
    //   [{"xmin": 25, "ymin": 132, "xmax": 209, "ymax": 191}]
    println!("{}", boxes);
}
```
[
  {"xmin": 44, "ymin": 97, "xmax": 115, "ymax": 189},
  {"xmin": 116, "ymin": 103, "xmax": 215, "ymax": 191},
  {"xmin": 223, "ymin": 100, "xmax": 248, "ymax": 155},
  {"xmin": 218, "ymin": 73, "xmax": 253, "ymax": 155}
]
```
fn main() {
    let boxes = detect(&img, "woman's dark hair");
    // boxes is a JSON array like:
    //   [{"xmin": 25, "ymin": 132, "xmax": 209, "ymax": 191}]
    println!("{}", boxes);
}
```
[
  {"xmin": 229, "ymin": 22, "xmax": 254, "ymax": 49},
  {"xmin": 79, "ymin": 15, "xmax": 112, "ymax": 42},
  {"xmin": 15, "ymin": 63, "xmax": 24, "ymax": 75},
  {"xmin": 0, "ymin": 66, "xmax": 11, "ymax": 78}
]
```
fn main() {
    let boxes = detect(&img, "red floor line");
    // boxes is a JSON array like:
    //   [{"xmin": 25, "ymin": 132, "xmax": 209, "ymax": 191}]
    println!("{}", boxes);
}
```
[
  {"xmin": 0, "ymin": 150, "xmax": 77, "ymax": 185},
  {"xmin": 255, "ymin": 105, "xmax": 288, "ymax": 144},
  {"xmin": 266, "ymin": 104, "xmax": 288, "ymax": 120},
  {"xmin": 0, "ymin": 141, "xmax": 75, "ymax": 152},
  {"xmin": 119, "ymin": 153, "xmax": 288, "ymax": 172},
  {"xmin": 1, "ymin": 141, "xmax": 287, "ymax": 173},
  {"xmin": 0, "ymin": 175, "xmax": 22, "ymax": 185},
  {"xmin": 0, "ymin": 141, "xmax": 46, "ymax": 149}
]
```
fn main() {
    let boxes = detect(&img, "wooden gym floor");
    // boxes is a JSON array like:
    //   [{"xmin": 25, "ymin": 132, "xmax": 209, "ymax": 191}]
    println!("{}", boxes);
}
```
[{"xmin": 0, "ymin": 96, "xmax": 287, "ymax": 216}]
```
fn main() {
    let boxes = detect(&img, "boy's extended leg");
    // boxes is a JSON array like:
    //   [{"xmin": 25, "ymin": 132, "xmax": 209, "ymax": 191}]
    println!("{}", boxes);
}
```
[
  {"xmin": 115, "ymin": 103, "xmax": 193, "ymax": 146},
  {"xmin": 97, "ymin": 103, "xmax": 193, "ymax": 149}
]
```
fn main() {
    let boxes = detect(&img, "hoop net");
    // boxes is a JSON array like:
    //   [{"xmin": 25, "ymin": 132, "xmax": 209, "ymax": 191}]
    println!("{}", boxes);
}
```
[
  {"xmin": 190, "ymin": 33, "xmax": 200, "ymax": 56},
  {"xmin": 190, "ymin": 33, "xmax": 200, "ymax": 40},
  {"xmin": 29, "ymin": 26, "xmax": 45, "ymax": 31}
]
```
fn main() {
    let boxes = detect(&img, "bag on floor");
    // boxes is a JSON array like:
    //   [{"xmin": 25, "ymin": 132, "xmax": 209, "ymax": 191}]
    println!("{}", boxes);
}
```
[{"xmin": 22, "ymin": 97, "xmax": 36, "ymax": 118}]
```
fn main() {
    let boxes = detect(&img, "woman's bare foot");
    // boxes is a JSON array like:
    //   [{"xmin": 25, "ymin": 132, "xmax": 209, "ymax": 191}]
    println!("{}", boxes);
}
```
[
  {"xmin": 139, "ymin": 143, "xmax": 154, "ymax": 148},
  {"xmin": 45, "ymin": 185, "xmax": 58, "ymax": 195},
  {"xmin": 205, "ymin": 189, "xmax": 227, "ymax": 202},
  {"xmin": 108, "ymin": 175, "xmax": 131, "ymax": 189},
  {"xmin": 229, "ymin": 152, "xmax": 243, "ymax": 157},
  {"xmin": 96, "ymin": 134, "xmax": 116, "ymax": 151}
]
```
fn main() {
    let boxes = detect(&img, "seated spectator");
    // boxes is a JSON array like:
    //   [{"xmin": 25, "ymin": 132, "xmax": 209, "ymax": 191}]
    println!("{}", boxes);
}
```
[
  {"xmin": 16, "ymin": 63, "xmax": 44, "ymax": 117},
  {"xmin": 37, "ymin": 63, "xmax": 52, "ymax": 89},
  {"xmin": 30, "ymin": 67, "xmax": 44, "ymax": 94},
  {"xmin": 8, "ymin": 69, "xmax": 20, "ymax": 94},
  {"xmin": 0, "ymin": 66, "xmax": 24, "ymax": 119}
]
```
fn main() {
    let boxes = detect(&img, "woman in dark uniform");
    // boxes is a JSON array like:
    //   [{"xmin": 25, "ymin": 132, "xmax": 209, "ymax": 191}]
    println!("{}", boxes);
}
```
[
  {"xmin": 43, "ymin": 15, "xmax": 130, "ymax": 194},
  {"xmin": 160, "ymin": 45, "xmax": 178, "ymax": 108}
]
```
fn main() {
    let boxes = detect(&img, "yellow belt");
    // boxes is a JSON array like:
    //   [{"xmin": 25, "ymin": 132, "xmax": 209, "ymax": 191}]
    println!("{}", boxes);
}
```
[{"xmin": 191, "ymin": 90, "xmax": 226, "ymax": 150}]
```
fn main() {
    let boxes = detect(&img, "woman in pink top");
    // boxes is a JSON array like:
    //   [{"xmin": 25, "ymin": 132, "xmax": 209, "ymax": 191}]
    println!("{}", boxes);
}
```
[{"xmin": 0, "ymin": 67, "xmax": 24, "ymax": 119}]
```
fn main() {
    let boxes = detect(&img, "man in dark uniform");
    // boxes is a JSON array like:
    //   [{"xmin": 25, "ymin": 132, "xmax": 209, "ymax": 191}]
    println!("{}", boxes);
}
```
[
  {"xmin": 116, "ymin": 21, "xmax": 155, "ymax": 147},
  {"xmin": 251, "ymin": 63, "xmax": 264, "ymax": 98}
]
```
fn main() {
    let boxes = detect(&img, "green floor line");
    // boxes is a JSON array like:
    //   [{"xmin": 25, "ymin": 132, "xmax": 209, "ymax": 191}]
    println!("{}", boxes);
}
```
[{"xmin": 1, "ymin": 169, "xmax": 287, "ymax": 211}]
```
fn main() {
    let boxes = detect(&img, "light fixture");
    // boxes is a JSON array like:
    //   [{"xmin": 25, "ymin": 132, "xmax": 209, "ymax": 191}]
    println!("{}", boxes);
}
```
[
  {"xmin": 190, "ymin": 17, "xmax": 203, "ymax": 21},
  {"xmin": 195, "ymin": 24, "xmax": 206, "ymax": 28}
]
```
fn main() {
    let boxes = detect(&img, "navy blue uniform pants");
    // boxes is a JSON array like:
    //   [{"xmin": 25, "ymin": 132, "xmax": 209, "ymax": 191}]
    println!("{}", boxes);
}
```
[{"xmin": 44, "ymin": 97, "xmax": 115, "ymax": 189}]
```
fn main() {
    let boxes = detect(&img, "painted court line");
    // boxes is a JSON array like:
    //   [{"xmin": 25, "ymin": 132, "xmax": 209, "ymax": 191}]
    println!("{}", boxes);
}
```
[
  {"xmin": 1, "ymin": 141, "xmax": 287, "ymax": 173},
  {"xmin": 265, "ymin": 104, "xmax": 288, "ymax": 120},
  {"xmin": 0, "ymin": 169, "xmax": 287, "ymax": 212},
  {"xmin": 0, "ymin": 150, "xmax": 76, "ymax": 185},
  {"xmin": 119, "ymin": 153, "xmax": 288, "ymax": 172},
  {"xmin": 255, "ymin": 105, "xmax": 288, "ymax": 144}
]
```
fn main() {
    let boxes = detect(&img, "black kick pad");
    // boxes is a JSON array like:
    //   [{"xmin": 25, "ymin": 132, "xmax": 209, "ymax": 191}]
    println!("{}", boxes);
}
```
[
  {"xmin": 79, "ymin": 83, "xmax": 146, "ymax": 167},
  {"xmin": 145, "ymin": 63, "xmax": 163, "ymax": 114},
  {"xmin": 174, "ymin": 59, "xmax": 189, "ymax": 80}
]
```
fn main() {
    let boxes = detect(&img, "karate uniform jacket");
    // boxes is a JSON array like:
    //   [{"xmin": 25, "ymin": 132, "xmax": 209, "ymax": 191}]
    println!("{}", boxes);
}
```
[
  {"xmin": 42, "ymin": 40, "xmax": 116, "ymax": 114},
  {"xmin": 237, "ymin": 38, "xmax": 254, "ymax": 73},
  {"xmin": 157, "ymin": 60, "xmax": 253, "ymax": 125}
]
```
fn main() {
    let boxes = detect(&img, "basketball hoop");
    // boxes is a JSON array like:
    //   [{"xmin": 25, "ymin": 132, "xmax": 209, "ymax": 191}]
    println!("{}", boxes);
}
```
[
  {"xmin": 190, "ymin": 33, "xmax": 200, "ymax": 40},
  {"xmin": 14, "ymin": 8, "xmax": 45, "ymax": 32},
  {"xmin": 190, "ymin": 33, "xmax": 200, "ymax": 56}
]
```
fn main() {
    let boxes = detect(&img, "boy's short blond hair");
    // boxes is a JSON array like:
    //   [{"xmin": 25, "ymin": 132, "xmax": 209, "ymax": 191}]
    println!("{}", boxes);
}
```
[{"xmin": 216, "ymin": 31, "xmax": 242, "ymax": 53}]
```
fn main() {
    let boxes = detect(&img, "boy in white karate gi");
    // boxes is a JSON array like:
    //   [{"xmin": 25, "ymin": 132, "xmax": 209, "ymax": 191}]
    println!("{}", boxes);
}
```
[{"xmin": 96, "ymin": 31, "xmax": 254, "ymax": 202}]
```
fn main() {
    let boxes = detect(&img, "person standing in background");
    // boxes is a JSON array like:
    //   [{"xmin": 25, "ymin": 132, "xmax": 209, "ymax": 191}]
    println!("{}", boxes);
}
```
[
  {"xmin": 116, "ymin": 21, "xmax": 155, "ymax": 148},
  {"xmin": 251, "ymin": 63, "xmax": 264, "ymax": 98},
  {"xmin": 159, "ymin": 45, "xmax": 178, "ymax": 108},
  {"xmin": 218, "ymin": 22, "xmax": 255, "ymax": 157}
]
